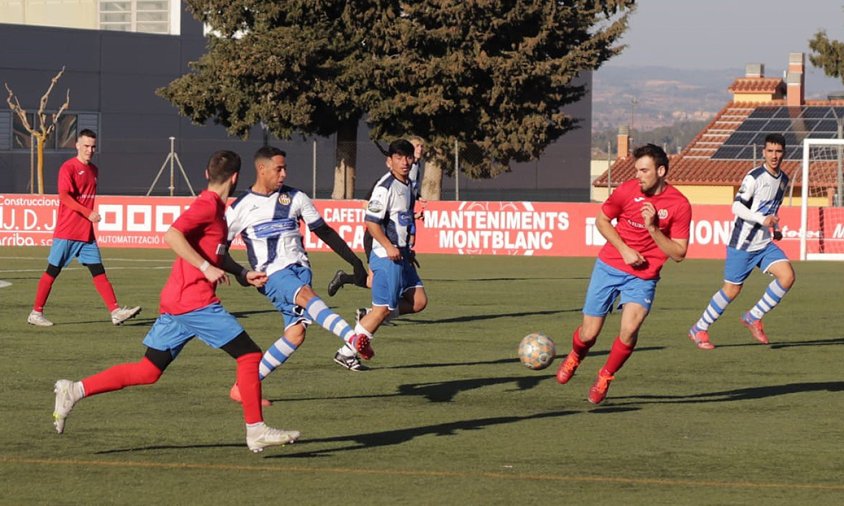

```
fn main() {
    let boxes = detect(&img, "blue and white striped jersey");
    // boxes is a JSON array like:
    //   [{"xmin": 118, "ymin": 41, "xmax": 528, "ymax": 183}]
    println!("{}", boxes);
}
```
[
  {"xmin": 226, "ymin": 185, "xmax": 325, "ymax": 276},
  {"xmin": 728, "ymin": 165, "xmax": 789, "ymax": 252},
  {"xmin": 365, "ymin": 172, "xmax": 415, "ymax": 257}
]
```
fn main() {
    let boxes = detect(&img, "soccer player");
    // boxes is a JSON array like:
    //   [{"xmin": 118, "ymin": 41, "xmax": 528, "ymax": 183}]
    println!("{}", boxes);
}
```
[
  {"xmin": 225, "ymin": 146, "xmax": 373, "ymax": 397},
  {"xmin": 27, "ymin": 129, "xmax": 140, "ymax": 327},
  {"xmin": 332, "ymin": 139, "xmax": 428, "ymax": 371},
  {"xmin": 555, "ymin": 144, "xmax": 692, "ymax": 404},
  {"xmin": 52, "ymin": 150, "xmax": 299, "ymax": 453},
  {"xmin": 327, "ymin": 137, "xmax": 425, "ymax": 297},
  {"xmin": 688, "ymin": 133, "xmax": 795, "ymax": 349}
]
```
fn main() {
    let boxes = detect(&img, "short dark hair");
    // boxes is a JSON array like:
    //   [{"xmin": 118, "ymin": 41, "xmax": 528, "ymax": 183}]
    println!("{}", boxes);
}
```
[
  {"xmin": 78, "ymin": 129, "xmax": 97, "ymax": 140},
  {"xmin": 207, "ymin": 150, "xmax": 241, "ymax": 183},
  {"xmin": 388, "ymin": 139, "xmax": 414, "ymax": 157},
  {"xmin": 633, "ymin": 143, "xmax": 669, "ymax": 174},
  {"xmin": 254, "ymin": 146, "xmax": 286, "ymax": 162},
  {"xmin": 765, "ymin": 133, "xmax": 786, "ymax": 149}
]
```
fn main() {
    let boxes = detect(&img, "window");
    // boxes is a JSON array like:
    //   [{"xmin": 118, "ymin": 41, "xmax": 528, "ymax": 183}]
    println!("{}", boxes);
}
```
[
  {"xmin": 2, "ymin": 112, "xmax": 97, "ymax": 152},
  {"xmin": 99, "ymin": 0, "xmax": 170, "ymax": 34}
]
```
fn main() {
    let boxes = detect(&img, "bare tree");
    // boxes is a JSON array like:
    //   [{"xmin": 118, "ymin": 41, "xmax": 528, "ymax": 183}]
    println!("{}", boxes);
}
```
[{"xmin": 5, "ymin": 67, "xmax": 71, "ymax": 194}]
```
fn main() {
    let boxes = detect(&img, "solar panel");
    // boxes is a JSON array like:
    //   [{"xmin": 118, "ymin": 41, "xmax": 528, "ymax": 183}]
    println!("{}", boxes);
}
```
[
  {"xmin": 712, "ymin": 106, "xmax": 844, "ymax": 160},
  {"xmin": 748, "ymin": 107, "xmax": 778, "ymax": 119},
  {"xmin": 801, "ymin": 108, "xmax": 830, "ymax": 119},
  {"xmin": 735, "ymin": 120, "xmax": 768, "ymax": 132},
  {"xmin": 713, "ymin": 146, "xmax": 744, "ymax": 159},
  {"xmin": 775, "ymin": 107, "xmax": 800, "ymax": 118}
]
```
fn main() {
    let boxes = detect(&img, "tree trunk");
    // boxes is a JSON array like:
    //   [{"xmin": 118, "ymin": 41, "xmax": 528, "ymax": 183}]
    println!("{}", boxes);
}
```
[
  {"xmin": 36, "ymin": 135, "xmax": 46, "ymax": 195},
  {"xmin": 332, "ymin": 120, "xmax": 358, "ymax": 199},
  {"xmin": 422, "ymin": 156, "xmax": 443, "ymax": 201}
]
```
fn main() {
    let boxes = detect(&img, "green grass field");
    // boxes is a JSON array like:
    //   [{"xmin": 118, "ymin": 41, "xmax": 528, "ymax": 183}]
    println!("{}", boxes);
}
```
[{"xmin": 1, "ymin": 247, "xmax": 843, "ymax": 505}]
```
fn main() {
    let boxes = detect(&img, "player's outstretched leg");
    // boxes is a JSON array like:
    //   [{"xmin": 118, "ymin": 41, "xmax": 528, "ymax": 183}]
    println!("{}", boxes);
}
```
[{"xmin": 53, "ymin": 379, "xmax": 83, "ymax": 434}]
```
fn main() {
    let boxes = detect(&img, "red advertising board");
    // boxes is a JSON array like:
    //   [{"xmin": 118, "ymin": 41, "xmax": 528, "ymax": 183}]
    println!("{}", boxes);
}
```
[{"xmin": 0, "ymin": 193, "xmax": 823, "ymax": 259}]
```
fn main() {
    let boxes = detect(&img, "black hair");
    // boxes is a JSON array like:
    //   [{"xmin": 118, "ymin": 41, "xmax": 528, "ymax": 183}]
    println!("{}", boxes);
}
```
[
  {"xmin": 78, "ymin": 129, "xmax": 97, "ymax": 140},
  {"xmin": 633, "ymin": 143, "xmax": 669, "ymax": 174},
  {"xmin": 388, "ymin": 139, "xmax": 414, "ymax": 157},
  {"xmin": 764, "ymin": 133, "xmax": 786, "ymax": 149},
  {"xmin": 254, "ymin": 146, "xmax": 286, "ymax": 162}
]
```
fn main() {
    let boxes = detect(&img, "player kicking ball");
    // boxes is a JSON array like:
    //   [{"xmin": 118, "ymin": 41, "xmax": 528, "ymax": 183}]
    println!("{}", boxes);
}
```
[
  {"xmin": 52, "ymin": 151, "xmax": 298, "ymax": 453},
  {"xmin": 555, "ymin": 144, "xmax": 692, "ymax": 404},
  {"xmin": 225, "ymin": 146, "xmax": 372, "ymax": 404}
]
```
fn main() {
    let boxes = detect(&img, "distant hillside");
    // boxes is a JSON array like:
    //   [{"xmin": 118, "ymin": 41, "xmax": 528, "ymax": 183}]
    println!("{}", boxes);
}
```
[
  {"xmin": 591, "ymin": 65, "xmax": 844, "ymax": 155},
  {"xmin": 591, "ymin": 120, "xmax": 710, "ymax": 159}
]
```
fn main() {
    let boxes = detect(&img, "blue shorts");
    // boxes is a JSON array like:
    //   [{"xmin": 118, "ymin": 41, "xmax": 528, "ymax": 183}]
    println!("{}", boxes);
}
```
[
  {"xmin": 259, "ymin": 264, "xmax": 313, "ymax": 330},
  {"xmin": 370, "ymin": 250, "xmax": 423, "ymax": 310},
  {"xmin": 142, "ymin": 303, "xmax": 245, "ymax": 358},
  {"xmin": 48, "ymin": 239, "xmax": 102, "ymax": 267},
  {"xmin": 582, "ymin": 259, "xmax": 658, "ymax": 317},
  {"xmin": 724, "ymin": 243, "xmax": 789, "ymax": 285}
]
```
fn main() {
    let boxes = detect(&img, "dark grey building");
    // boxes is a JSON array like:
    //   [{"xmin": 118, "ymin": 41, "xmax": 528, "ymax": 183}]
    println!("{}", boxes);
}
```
[{"xmin": 0, "ymin": 10, "xmax": 592, "ymax": 201}]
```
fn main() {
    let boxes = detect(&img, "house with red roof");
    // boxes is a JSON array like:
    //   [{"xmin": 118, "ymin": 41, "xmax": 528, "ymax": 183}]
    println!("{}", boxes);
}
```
[{"xmin": 594, "ymin": 53, "xmax": 844, "ymax": 207}]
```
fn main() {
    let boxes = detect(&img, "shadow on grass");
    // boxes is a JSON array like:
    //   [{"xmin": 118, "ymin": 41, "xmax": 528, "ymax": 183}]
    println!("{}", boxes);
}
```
[
  {"xmin": 769, "ymin": 336, "xmax": 844, "ymax": 349},
  {"xmin": 96, "ymin": 410, "xmax": 578, "ymax": 457},
  {"xmin": 611, "ymin": 381, "xmax": 844, "ymax": 406},
  {"xmin": 393, "ymin": 307, "xmax": 582, "ymax": 325},
  {"xmin": 273, "ymin": 410, "xmax": 578, "ymax": 458},
  {"xmin": 97, "ymin": 443, "xmax": 244, "ymax": 454},
  {"xmin": 380, "ymin": 345, "xmax": 663, "ymax": 370},
  {"xmin": 702, "ymin": 336, "xmax": 844, "ymax": 350},
  {"xmin": 280, "ymin": 346, "xmax": 665, "ymax": 405}
]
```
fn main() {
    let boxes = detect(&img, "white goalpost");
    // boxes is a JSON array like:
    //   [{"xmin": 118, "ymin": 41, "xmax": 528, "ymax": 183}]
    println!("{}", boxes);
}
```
[{"xmin": 800, "ymin": 138, "xmax": 844, "ymax": 261}]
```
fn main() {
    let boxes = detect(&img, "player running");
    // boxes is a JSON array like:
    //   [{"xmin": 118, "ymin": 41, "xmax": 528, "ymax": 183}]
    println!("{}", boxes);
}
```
[
  {"xmin": 52, "ymin": 150, "xmax": 298, "ymax": 453},
  {"xmin": 225, "ymin": 146, "xmax": 372, "ymax": 401},
  {"xmin": 332, "ymin": 139, "xmax": 427, "ymax": 371},
  {"xmin": 555, "ymin": 144, "xmax": 692, "ymax": 404},
  {"xmin": 688, "ymin": 133, "xmax": 795, "ymax": 349},
  {"xmin": 27, "ymin": 129, "xmax": 140, "ymax": 327}
]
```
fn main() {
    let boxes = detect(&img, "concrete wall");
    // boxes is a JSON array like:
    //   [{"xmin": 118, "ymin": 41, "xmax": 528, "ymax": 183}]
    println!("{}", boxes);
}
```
[{"xmin": 0, "ymin": 10, "xmax": 592, "ymax": 201}]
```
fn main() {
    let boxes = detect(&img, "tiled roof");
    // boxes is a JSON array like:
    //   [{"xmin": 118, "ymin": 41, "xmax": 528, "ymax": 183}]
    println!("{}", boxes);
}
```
[
  {"xmin": 727, "ymin": 77, "xmax": 785, "ymax": 95},
  {"xmin": 594, "ymin": 100, "xmax": 843, "ymax": 190}
]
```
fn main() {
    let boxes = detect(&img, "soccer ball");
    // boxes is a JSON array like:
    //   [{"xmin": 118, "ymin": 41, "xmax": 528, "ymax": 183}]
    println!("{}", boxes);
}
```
[{"xmin": 518, "ymin": 333, "xmax": 556, "ymax": 370}]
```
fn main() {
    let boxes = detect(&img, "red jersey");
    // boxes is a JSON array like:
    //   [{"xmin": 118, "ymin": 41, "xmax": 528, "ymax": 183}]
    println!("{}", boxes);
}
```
[
  {"xmin": 54, "ymin": 158, "xmax": 98, "ymax": 242},
  {"xmin": 598, "ymin": 179, "xmax": 692, "ymax": 280},
  {"xmin": 158, "ymin": 190, "xmax": 228, "ymax": 315}
]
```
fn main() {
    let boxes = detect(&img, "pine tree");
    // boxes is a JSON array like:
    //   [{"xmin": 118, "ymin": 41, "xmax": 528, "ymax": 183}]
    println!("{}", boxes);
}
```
[
  {"xmin": 809, "ymin": 29, "xmax": 844, "ymax": 81},
  {"xmin": 159, "ymin": 1, "xmax": 634, "ymax": 199},
  {"xmin": 366, "ymin": 1, "xmax": 634, "ymax": 199}
]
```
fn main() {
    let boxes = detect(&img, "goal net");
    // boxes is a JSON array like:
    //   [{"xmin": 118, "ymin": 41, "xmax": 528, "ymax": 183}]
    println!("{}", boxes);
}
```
[{"xmin": 799, "ymin": 138, "xmax": 844, "ymax": 260}]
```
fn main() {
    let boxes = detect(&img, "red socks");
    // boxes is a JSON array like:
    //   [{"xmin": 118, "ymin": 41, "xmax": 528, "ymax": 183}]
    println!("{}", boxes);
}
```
[
  {"xmin": 81, "ymin": 357, "xmax": 163, "ymax": 396},
  {"xmin": 236, "ymin": 353, "xmax": 264, "ymax": 424},
  {"xmin": 33, "ymin": 272, "xmax": 56, "ymax": 312},
  {"xmin": 600, "ymin": 337, "xmax": 635, "ymax": 377},
  {"xmin": 92, "ymin": 273, "xmax": 119, "ymax": 312},
  {"xmin": 571, "ymin": 326, "xmax": 594, "ymax": 360}
]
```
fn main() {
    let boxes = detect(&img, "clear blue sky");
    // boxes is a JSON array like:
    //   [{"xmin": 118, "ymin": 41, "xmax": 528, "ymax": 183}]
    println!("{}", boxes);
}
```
[{"xmin": 606, "ymin": 0, "xmax": 844, "ymax": 75}]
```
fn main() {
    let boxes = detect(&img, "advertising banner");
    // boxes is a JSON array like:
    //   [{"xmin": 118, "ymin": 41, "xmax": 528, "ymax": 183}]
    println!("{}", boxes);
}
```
[{"xmin": 0, "ymin": 193, "xmax": 831, "ymax": 260}]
